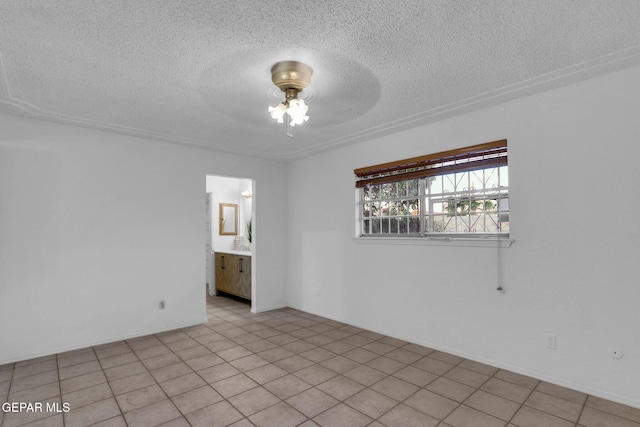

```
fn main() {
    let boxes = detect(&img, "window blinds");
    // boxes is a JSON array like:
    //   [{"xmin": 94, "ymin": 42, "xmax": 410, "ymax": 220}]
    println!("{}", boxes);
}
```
[{"xmin": 354, "ymin": 139, "xmax": 507, "ymax": 188}]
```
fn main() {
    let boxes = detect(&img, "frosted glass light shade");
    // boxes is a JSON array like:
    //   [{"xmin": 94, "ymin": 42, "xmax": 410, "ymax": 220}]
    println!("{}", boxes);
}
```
[
  {"xmin": 286, "ymin": 99, "xmax": 309, "ymax": 126},
  {"xmin": 268, "ymin": 103, "xmax": 287, "ymax": 123}
]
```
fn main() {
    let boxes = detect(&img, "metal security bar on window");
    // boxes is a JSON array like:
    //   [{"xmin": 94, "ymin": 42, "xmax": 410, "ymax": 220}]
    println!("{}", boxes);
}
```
[
  {"xmin": 361, "ymin": 179, "xmax": 421, "ymax": 236},
  {"xmin": 356, "ymin": 140, "xmax": 508, "ymax": 237},
  {"xmin": 426, "ymin": 166, "xmax": 509, "ymax": 235}
]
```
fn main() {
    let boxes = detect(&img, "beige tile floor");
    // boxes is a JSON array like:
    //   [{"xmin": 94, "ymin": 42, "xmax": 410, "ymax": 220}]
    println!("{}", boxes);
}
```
[{"xmin": 1, "ymin": 296, "xmax": 639, "ymax": 427}]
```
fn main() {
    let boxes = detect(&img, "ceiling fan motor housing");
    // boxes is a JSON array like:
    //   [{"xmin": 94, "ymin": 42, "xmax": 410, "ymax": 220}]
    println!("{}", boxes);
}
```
[{"xmin": 271, "ymin": 61, "xmax": 313, "ymax": 94}]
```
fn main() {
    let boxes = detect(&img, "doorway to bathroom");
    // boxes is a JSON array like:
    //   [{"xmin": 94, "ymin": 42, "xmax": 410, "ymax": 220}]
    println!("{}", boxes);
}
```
[{"xmin": 206, "ymin": 175, "xmax": 254, "ymax": 311}]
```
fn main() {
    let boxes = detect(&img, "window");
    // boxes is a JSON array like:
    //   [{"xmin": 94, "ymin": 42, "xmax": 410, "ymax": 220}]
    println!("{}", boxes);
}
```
[{"xmin": 355, "ymin": 140, "xmax": 509, "ymax": 237}]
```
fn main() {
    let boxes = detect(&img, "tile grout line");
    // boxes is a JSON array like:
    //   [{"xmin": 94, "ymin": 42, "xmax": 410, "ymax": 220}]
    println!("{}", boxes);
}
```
[
  {"xmin": 138, "ymin": 328, "xmax": 215, "ymax": 425},
  {"xmin": 501, "ymin": 374, "xmax": 539, "ymax": 427},
  {"xmin": 198, "ymin": 302, "xmax": 640, "ymax": 423},
  {"xmin": 438, "ymin": 357, "xmax": 504, "ymax": 425},
  {"xmin": 129, "ymin": 336, "xmax": 200, "ymax": 426},
  {"xmin": 56, "ymin": 351, "xmax": 64, "ymax": 427},
  {"xmin": 62, "ymin": 344, "xmax": 131, "ymax": 426},
  {"xmin": 216, "ymin": 308, "xmax": 462, "ymax": 425},
  {"xmin": 1, "ymin": 363, "xmax": 16, "ymax": 427},
  {"xmin": 207, "ymin": 306, "xmax": 301, "ymax": 423},
  {"xmin": 208, "ymin": 304, "xmax": 328, "ymax": 422},
  {"xmin": 160, "ymin": 305, "xmax": 298, "ymax": 424},
  {"xmin": 5, "ymin": 298, "xmax": 640, "ymax": 427},
  {"xmin": 95, "ymin": 341, "xmax": 139, "ymax": 427},
  {"xmin": 574, "ymin": 395, "xmax": 590, "ymax": 427},
  {"xmin": 218, "ymin": 304, "xmax": 506, "ymax": 425}
]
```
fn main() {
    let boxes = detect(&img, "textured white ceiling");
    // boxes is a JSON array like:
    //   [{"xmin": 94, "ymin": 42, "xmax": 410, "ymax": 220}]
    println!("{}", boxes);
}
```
[{"xmin": 1, "ymin": 1, "xmax": 640, "ymax": 160}]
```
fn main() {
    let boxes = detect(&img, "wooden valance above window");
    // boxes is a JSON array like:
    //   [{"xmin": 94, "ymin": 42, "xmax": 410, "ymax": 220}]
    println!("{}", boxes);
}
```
[{"xmin": 354, "ymin": 139, "xmax": 507, "ymax": 188}]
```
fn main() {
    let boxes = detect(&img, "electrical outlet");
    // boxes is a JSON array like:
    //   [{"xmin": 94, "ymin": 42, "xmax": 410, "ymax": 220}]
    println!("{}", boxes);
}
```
[
  {"xmin": 159, "ymin": 300, "xmax": 165, "ymax": 310},
  {"xmin": 546, "ymin": 335, "xmax": 557, "ymax": 349}
]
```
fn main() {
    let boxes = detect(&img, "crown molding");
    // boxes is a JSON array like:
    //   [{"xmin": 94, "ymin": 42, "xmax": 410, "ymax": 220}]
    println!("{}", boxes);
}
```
[{"xmin": 2, "ymin": 46, "xmax": 640, "ymax": 163}]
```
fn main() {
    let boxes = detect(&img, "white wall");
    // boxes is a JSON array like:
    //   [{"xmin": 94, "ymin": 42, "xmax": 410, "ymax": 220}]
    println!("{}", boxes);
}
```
[
  {"xmin": 240, "ymin": 178, "xmax": 253, "ymax": 240},
  {"xmin": 206, "ymin": 175, "xmax": 248, "ymax": 252},
  {"xmin": 0, "ymin": 115, "xmax": 287, "ymax": 364},
  {"xmin": 286, "ymin": 65, "xmax": 640, "ymax": 408}
]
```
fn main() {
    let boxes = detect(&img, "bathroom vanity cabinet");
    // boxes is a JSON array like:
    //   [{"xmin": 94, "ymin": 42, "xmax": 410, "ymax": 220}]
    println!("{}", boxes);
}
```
[{"xmin": 215, "ymin": 252, "xmax": 251, "ymax": 300}]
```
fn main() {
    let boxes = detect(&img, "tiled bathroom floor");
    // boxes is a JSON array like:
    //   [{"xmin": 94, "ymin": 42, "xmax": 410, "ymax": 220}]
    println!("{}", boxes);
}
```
[{"xmin": 1, "ymin": 296, "xmax": 639, "ymax": 427}]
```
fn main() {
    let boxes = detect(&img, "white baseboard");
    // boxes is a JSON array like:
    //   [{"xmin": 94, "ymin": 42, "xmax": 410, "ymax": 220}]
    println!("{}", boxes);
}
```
[{"xmin": 1, "ymin": 318, "xmax": 206, "ymax": 366}]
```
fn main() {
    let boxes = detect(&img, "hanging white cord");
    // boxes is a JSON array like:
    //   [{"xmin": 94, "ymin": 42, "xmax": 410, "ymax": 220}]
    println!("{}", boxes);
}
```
[
  {"xmin": 496, "ymin": 160, "xmax": 504, "ymax": 292},
  {"xmin": 286, "ymin": 117, "xmax": 293, "ymax": 139},
  {"xmin": 496, "ymin": 237, "xmax": 504, "ymax": 292}
]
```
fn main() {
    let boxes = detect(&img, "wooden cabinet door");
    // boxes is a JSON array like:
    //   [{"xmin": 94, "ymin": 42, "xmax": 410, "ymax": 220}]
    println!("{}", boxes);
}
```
[
  {"xmin": 215, "ymin": 253, "xmax": 251, "ymax": 300},
  {"xmin": 215, "ymin": 253, "xmax": 226, "ymax": 293},
  {"xmin": 216, "ymin": 253, "xmax": 238, "ymax": 293},
  {"xmin": 225, "ymin": 255, "xmax": 240, "ymax": 294},
  {"xmin": 238, "ymin": 256, "xmax": 251, "ymax": 299}
]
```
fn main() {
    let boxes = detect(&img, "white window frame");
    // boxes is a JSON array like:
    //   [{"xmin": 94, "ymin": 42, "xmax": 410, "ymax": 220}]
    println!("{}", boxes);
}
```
[{"xmin": 355, "ymin": 140, "xmax": 510, "ymax": 241}]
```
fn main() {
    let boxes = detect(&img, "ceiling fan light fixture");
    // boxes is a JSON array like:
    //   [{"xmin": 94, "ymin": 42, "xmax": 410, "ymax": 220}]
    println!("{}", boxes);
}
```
[
  {"xmin": 286, "ymin": 99, "xmax": 309, "ymax": 126},
  {"xmin": 268, "ymin": 61, "xmax": 313, "ymax": 136},
  {"xmin": 268, "ymin": 103, "xmax": 287, "ymax": 123}
]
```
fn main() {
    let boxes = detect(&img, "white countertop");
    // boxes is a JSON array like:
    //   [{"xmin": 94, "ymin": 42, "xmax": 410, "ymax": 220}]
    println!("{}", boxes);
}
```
[{"xmin": 215, "ymin": 250, "xmax": 252, "ymax": 256}]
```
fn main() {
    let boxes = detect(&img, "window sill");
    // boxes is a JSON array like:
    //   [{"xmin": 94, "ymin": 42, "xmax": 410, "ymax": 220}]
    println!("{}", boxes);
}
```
[{"xmin": 353, "ymin": 236, "xmax": 514, "ymax": 248}]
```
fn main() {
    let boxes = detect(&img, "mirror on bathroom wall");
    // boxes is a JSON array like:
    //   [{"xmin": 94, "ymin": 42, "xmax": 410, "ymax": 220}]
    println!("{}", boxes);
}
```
[{"xmin": 219, "ymin": 203, "xmax": 238, "ymax": 235}]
